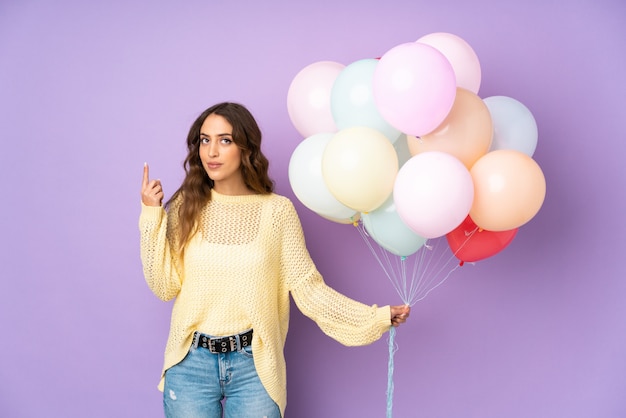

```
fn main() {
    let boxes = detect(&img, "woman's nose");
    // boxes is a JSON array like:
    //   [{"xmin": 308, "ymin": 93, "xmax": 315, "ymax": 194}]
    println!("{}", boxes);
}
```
[{"xmin": 208, "ymin": 142, "xmax": 218, "ymax": 157}]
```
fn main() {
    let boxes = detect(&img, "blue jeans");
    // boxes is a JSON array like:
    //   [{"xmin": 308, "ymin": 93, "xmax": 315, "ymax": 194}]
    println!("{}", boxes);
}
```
[{"xmin": 163, "ymin": 336, "xmax": 280, "ymax": 418}]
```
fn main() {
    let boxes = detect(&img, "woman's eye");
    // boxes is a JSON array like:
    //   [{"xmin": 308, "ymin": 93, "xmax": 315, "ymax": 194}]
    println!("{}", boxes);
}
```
[{"xmin": 200, "ymin": 136, "xmax": 231, "ymax": 144}]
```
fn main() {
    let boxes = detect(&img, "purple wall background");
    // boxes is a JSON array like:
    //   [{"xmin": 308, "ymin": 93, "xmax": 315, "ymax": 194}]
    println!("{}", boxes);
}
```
[{"xmin": 1, "ymin": 1, "xmax": 625, "ymax": 417}]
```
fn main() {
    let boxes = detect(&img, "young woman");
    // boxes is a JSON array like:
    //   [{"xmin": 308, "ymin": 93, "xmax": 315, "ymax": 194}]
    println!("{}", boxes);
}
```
[{"xmin": 139, "ymin": 102, "xmax": 410, "ymax": 418}]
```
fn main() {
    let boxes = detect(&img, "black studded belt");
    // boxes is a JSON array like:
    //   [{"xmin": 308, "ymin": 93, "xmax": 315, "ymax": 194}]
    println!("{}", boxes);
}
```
[{"xmin": 193, "ymin": 329, "xmax": 253, "ymax": 354}]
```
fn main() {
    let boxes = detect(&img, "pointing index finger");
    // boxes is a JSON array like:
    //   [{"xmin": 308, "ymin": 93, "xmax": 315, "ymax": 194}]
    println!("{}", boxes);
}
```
[{"xmin": 142, "ymin": 162, "xmax": 149, "ymax": 187}]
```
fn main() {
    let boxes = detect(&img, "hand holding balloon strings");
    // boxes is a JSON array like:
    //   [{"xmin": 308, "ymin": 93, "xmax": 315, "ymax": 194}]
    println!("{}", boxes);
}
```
[{"xmin": 390, "ymin": 304, "xmax": 410, "ymax": 327}]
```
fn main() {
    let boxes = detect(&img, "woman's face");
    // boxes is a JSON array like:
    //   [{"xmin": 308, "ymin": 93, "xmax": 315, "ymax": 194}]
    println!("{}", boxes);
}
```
[{"xmin": 199, "ymin": 113, "xmax": 245, "ymax": 193}]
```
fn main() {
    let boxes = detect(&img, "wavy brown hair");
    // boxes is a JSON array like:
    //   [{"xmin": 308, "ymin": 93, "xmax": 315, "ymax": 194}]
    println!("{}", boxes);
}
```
[{"xmin": 166, "ymin": 102, "xmax": 274, "ymax": 252}]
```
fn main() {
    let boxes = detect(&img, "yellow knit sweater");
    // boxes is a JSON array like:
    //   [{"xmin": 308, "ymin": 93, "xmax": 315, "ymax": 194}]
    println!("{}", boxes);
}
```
[{"xmin": 139, "ymin": 190, "xmax": 392, "ymax": 417}]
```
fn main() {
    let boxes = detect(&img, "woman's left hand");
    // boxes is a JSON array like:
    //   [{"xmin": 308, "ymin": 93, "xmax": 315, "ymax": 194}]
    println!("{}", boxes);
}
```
[{"xmin": 390, "ymin": 305, "xmax": 410, "ymax": 327}]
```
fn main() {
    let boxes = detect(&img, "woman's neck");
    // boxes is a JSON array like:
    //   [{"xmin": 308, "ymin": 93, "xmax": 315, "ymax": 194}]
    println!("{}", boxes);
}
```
[{"xmin": 212, "ymin": 182, "xmax": 256, "ymax": 196}]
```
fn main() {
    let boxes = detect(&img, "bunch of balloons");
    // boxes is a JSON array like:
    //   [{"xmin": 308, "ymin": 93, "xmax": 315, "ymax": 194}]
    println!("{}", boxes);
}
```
[{"xmin": 287, "ymin": 32, "xmax": 546, "ymax": 266}]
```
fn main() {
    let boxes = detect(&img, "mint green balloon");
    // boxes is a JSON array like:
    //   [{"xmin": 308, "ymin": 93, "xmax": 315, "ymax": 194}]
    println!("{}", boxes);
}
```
[
  {"xmin": 330, "ymin": 58, "xmax": 402, "ymax": 143},
  {"xmin": 362, "ymin": 196, "xmax": 427, "ymax": 257}
]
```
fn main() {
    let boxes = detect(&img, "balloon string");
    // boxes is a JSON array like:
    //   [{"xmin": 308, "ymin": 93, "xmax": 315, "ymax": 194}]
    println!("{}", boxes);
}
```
[
  {"xmin": 387, "ymin": 326, "xmax": 397, "ymax": 418},
  {"xmin": 411, "ymin": 261, "xmax": 461, "ymax": 304},
  {"xmin": 356, "ymin": 221, "xmax": 480, "ymax": 306},
  {"xmin": 356, "ymin": 224, "xmax": 411, "ymax": 303},
  {"xmin": 355, "ymin": 221, "xmax": 480, "ymax": 418},
  {"xmin": 409, "ymin": 239, "xmax": 460, "ymax": 304},
  {"xmin": 408, "ymin": 227, "xmax": 480, "ymax": 304}
]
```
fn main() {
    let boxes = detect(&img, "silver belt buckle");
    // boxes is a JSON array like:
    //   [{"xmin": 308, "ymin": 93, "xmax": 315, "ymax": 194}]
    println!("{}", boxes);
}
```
[
  {"xmin": 209, "ymin": 336, "xmax": 235, "ymax": 353},
  {"xmin": 209, "ymin": 338, "xmax": 220, "ymax": 353}
]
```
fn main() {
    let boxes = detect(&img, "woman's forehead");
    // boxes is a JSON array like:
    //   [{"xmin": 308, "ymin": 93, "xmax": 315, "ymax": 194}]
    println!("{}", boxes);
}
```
[{"xmin": 201, "ymin": 114, "xmax": 232, "ymax": 134}]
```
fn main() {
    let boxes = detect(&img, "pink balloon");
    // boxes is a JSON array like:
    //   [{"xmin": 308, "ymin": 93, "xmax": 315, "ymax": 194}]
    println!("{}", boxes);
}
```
[
  {"xmin": 417, "ymin": 32, "xmax": 482, "ymax": 94},
  {"xmin": 394, "ymin": 151, "xmax": 474, "ymax": 238},
  {"xmin": 373, "ymin": 42, "xmax": 457, "ymax": 137},
  {"xmin": 287, "ymin": 61, "xmax": 344, "ymax": 138}
]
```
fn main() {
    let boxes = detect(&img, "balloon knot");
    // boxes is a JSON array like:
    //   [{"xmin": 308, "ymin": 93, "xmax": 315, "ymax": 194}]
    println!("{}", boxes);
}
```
[
  {"xmin": 478, "ymin": 228, "xmax": 484, "ymax": 232},
  {"xmin": 401, "ymin": 256, "xmax": 407, "ymax": 262},
  {"xmin": 459, "ymin": 260, "xmax": 465, "ymax": 266}
]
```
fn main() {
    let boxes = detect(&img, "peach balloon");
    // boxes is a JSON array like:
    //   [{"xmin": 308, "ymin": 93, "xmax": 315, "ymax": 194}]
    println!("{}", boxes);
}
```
[
  {"xmin": 470, "ymin": 150, "xmax": 546, "ymax": 231},
  {"xmin": 408, "ymin": 88, "xmax": 492, "ymax": 169}
]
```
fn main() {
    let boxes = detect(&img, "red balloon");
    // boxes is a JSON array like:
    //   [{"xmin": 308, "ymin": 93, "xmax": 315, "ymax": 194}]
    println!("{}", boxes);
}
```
[{"xmin": 446, "ymin": 215, "xmax": 518, "ymax": 264}]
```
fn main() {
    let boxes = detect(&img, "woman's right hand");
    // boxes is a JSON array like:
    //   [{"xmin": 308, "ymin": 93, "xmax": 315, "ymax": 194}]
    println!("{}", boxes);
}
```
[
  {"xmin": 390, "ymin": 304, "xmax": 410, "ymax": 327},
  {"xmin": 141, "ymin": 163, "xmax": 164, "ymax": 206}
]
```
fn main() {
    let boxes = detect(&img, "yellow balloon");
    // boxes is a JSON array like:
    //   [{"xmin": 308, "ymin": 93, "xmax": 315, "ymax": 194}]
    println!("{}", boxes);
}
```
[
  {"xmin": 322, "ymin": 127, "xmax": 398, "ymax": 213},
  {"xmin": 319, "ymin": 212, "xmax": 361, "ymax": 225},
  {"xmin": 408, "ymin": 88, "xmax": 492, "ymax": 169},
  {"xmin": 470, "ymin": 150, "xmax": 546, "ymax": 231}
]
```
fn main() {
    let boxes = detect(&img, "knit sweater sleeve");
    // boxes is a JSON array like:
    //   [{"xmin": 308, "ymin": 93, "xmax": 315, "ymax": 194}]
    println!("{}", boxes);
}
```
[
  {"xmin": 278, "ymin": 199, "xmax": 391, "ymax": 346},
  {"xmin": 138, "ymin": 202, "xmax": 183, "ymax": 301}
]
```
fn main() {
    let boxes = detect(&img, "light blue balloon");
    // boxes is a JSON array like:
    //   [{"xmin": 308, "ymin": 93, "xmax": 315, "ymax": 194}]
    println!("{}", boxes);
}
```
[
  {"xmin": 362, "ymin": 195, "xmax": 427, "ymax": 257},
  {"xmin": 330, "ymin": 59, "xmax": 402, "ymax": 143},
  {"xmin": 394, "ymin": 134, "xmax": 412, "ymax": 168},
  {"xmin": 484, "ymin": 95, "xmax": 538, "ymax": 156}
]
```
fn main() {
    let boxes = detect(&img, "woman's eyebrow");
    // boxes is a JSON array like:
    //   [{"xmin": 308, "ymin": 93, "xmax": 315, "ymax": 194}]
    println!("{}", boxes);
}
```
[{"xmin": 200, "ymin": 132, "xmax": 232, "ymax": 137}]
